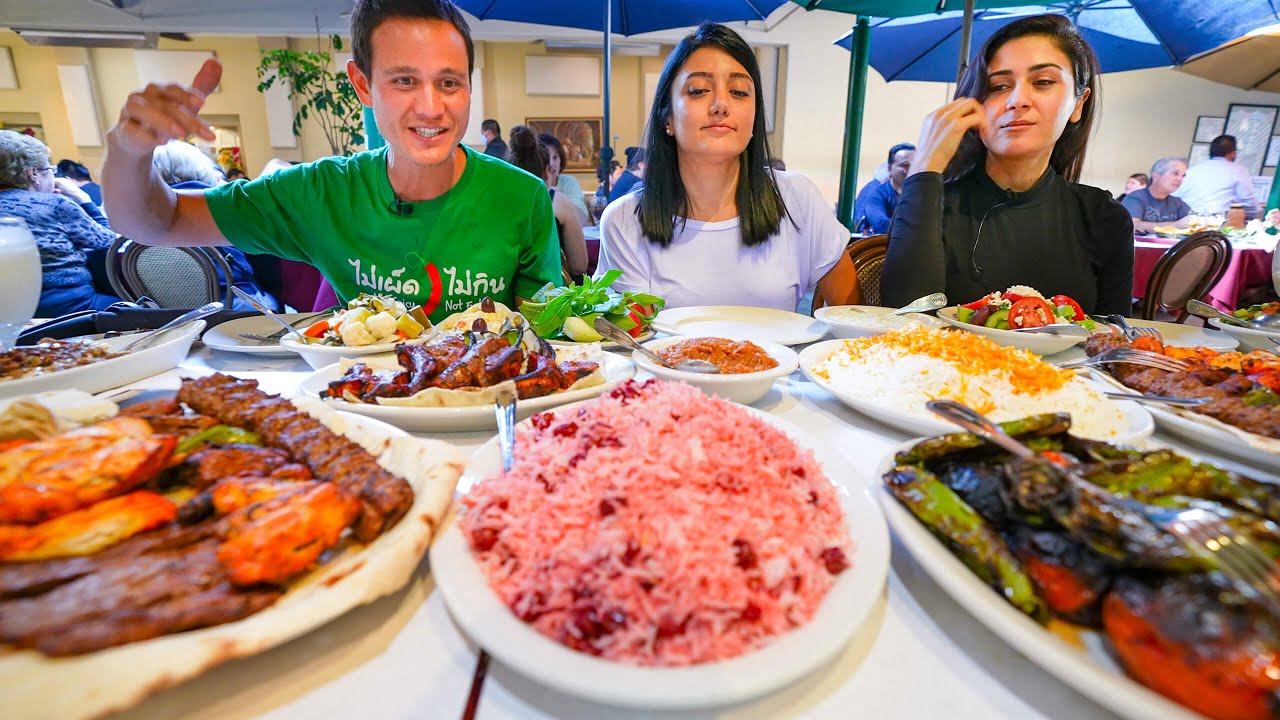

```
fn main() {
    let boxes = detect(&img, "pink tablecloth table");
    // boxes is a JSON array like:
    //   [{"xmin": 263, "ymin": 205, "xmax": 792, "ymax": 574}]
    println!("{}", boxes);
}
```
[{"xmin": 1131, "ymin": 234, "xmax": 1273, "ymax": 312}]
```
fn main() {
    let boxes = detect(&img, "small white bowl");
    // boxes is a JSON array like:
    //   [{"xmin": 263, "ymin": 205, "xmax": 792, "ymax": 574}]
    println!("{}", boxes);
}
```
[
  {"xmin": 1207, "ymin": 317, "xmax": 1280, "ymax": 352},
  {"xmin": 815, "ymin": 305, "xmax": 947, "ymax": 339},
  {"xmin": 633, "ymin": 336, "xmax": 799, "ymax": 405},
  {"xmin": 279, "ymin": 334, "xmax": 400, "ymax": 370}
]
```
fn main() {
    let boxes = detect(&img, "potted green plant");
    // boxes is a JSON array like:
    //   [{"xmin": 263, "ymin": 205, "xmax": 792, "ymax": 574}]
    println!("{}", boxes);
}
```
[{"xmin": 256, "ymin": 35, "xmax": 364, "ymax": 157}]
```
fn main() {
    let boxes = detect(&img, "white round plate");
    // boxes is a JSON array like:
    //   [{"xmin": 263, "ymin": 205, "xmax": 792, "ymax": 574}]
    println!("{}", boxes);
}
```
[
  {"xmin": 814, "ymin": 305, "xmax": 946, "ymax": 339},
  {"xmin": 935, "ymin": 306, "xmax": 1083, "ymax": 356},
  {"xmin": 431, "ymin": 402, "xmax": 889, "ymax": 709},
  {"xmin": 0, "ymin": 321, "xmax": 204, "ymax": 399},
  {"xmin": 652, "ymin": 306, "xmax": 828, "ymax": 346},
  {"xmin": 547, "ymin": 328, "xmax": 655, "ymax": 350},
  {"xmin": 797, "ymin": 339, "xmax": 1154, "ymax": 444},
  {"xmin": 1207, "ymin": 317, "xmax": 1277, "ymax": 352},
  {"xmin": 875, "ymin": 442, "xmax": 1203, "ymax": 720},
  {"xmin": 202, "ymin": 313, "xmax": 327, "ymax": 356},
  {"xmin": 295, "ymin": 352, "xmax": 636, "ymax": 432},
  {"xmin": 1087, "ymin": 369, "xmax": 1280, "ymax": 472}
]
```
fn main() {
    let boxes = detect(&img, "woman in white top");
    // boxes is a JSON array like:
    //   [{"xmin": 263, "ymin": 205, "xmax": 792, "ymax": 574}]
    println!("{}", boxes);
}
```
[{"xmin": 594, "ymin": 23, "xmax": 860, "ymax": 311}]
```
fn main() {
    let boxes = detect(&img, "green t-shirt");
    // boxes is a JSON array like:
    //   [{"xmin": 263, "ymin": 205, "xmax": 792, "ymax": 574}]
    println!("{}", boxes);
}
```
[{"xmin": 205, "ymin": 145, "xmax": 561, "ymax": 322}]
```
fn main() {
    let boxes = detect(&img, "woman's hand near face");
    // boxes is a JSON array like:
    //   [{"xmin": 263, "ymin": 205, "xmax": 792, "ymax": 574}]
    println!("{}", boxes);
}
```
[
  {"xmin": 910, "ymin": 98, "xmax": 987, "ymax": 177},
  {"xmin": 52, "ymin": 177, "xmax": 91, "ymax": 204}
]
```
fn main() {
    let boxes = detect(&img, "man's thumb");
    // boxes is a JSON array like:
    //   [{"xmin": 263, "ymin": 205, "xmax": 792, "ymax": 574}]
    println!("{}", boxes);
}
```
[{"xmin": 191, "ymin": 58, "xmax": 222, "ymax": 98}]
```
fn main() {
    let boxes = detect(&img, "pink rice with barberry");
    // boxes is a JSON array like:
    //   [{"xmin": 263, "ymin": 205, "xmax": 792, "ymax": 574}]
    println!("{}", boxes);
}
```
[{"xmin": 459, "ymin": 379, "xmax": 853, "ymax": 666}]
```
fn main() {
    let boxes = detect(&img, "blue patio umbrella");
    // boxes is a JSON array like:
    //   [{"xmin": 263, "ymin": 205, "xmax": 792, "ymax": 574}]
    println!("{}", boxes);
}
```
[
  {"xmin": 838, "ymin": 2, "xmax": 1192, "ymax": 81},
  {"xmin": 454, "ymin": 0, "xmax": 788, "ymax": 190}
]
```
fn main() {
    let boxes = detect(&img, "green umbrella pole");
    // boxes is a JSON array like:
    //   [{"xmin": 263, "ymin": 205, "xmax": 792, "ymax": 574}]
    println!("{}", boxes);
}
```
[
  {"xmin": 836, "ymin": 16, "xmax": 871, "ymax": 230},
  {"xmin": 363, "ymin": 106, "xmax": 384, "ymax": 151}
]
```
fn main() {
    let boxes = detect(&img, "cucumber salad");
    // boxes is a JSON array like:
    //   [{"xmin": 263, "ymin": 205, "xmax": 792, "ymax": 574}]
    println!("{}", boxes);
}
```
[{"xmin": 956, "ymin": 286, "xmax": 1096, "ymax": 331}]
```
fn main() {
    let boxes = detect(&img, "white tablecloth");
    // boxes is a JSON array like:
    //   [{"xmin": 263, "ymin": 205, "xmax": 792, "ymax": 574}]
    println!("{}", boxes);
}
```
[{"xmin": 104, "ymin": 341, "xmax": 1268, "ymax": 720}]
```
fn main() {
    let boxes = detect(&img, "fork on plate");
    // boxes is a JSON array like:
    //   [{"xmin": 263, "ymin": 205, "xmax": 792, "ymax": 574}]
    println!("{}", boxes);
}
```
[
  {"xmin": 237, "ymin": 310, "xmax": 331, "ymax": 344},
  {"xmin": 1091, "ymin": 313, "xmax": 1163, "ymax": 342},
  {"xmin": 1056, "ymin": 347, "xmax": 1191, "ymax": 373}
]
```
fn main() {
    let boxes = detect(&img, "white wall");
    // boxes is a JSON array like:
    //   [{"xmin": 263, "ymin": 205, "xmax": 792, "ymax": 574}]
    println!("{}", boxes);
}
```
[{"xmin": 769, "ymin": 8, "xmax": 1280, "ymax": 201}]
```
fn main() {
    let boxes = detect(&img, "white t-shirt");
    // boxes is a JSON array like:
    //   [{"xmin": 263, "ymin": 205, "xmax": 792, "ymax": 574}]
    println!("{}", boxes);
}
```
[
  {"xmin": 1173, "ymin": 157, "xmax": 1260, "ymax": 215},
  {"xmin": 593, "ymin": 171, "xmax": 849, "ymax": 311}
]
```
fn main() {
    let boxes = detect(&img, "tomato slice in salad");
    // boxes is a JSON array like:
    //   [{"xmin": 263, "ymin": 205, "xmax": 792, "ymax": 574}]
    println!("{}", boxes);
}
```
[
  {"xmin": 1008, "ymin": 298, "xmax": 1055, "ymax": 329},
  {"xmin": 961, "ymin": 294, "xmax": 997, "ymax": 311},
  {"xmin": 1050, "ymin": 294, "xmax": 1085, "ymax": 322}
]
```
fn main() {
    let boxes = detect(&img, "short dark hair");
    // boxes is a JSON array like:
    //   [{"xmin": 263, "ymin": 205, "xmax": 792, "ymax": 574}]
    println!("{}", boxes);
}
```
[
  {"xmin": 887, "ymin": 143, "xmax": 915, "ymax": 166},
  {"xmin": 1209, "ymin": 135, "xmax": 1236, "ymax": 159},
  {"xmin": 351, "ymin": 0, "xmax": 474, "ymax": 78},
  {"xmin": 949, "ymin": 14, "xmax": 1100, "ymax": 183},
  {"xmin": 506, "ymin": 125, "xmax": 548, "ymax": 179},
  {"xmin": 537, "ymin": 132, "xmax": 566, "ymax": 167},
  {"xmin": 626, "ymin": 147, "xmax": 646, "ymax": 170},
  {"xmin": 1128, "ymin": 172, "xmax": 1148, "ymax": 185},
  {"xmin": 482, "ymin": 118, "xmax": 500, "ymax": 136},
  {"xmin": 638, "ymin": 24, "xmax": 789, "ymax": 248},
  {"xmin": 56, "ymin": 159, "xmax": 91, "ymax": 181}
]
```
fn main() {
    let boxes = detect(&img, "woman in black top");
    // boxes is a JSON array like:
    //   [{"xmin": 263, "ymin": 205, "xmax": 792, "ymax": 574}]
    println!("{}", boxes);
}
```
[{"xmin": 881, "ymin": 14, "xmax": 1133, "ymax": 315}]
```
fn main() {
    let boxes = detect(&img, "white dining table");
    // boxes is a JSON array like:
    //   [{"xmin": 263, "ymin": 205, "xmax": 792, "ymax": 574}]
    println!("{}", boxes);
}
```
[{"xmin": 103, "ymin": 339, "xmax": 1271, "ymax": 720}]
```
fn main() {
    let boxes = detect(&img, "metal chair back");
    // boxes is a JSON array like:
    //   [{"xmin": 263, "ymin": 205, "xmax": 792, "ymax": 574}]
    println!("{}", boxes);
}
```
[{"xmin": 105, "ymin": 237, "xmax": 234, "ymax": 309}]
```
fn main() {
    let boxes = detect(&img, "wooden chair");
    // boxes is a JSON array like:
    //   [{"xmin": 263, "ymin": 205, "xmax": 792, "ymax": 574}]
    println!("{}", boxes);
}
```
[
  {"xmin": 1140, "ymin": 230, "xmax": 1233, "ymax": 322},
  {"xmin": 812, "ymin": 234, "xmax": 889, "ymax": 313},
  {"xmin": 105, "ymin": 237, "xmax": 234, "ymax": 309}
]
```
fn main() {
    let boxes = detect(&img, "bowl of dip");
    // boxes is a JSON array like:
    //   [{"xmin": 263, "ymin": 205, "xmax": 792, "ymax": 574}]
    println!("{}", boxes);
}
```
[
  {"xmin": 814, "ymin": 305, "xmax": 947, "ymax": 340},
  {"xmin": 633, "ymin": 336, "xmax": 799, "ymax": 405}
]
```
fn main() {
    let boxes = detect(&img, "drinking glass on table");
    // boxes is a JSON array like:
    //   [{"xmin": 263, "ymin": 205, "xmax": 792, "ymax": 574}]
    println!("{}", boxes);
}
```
[{"xmin": 0, "ymin": 217, "xmax": 42, "ymax": 351}]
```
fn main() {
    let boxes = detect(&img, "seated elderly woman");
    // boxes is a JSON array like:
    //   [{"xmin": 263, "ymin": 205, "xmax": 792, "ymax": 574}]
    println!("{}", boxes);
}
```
[
  {"xmin": 594, "ymin": 23, "xmax": 860, "ymax": 311},
  {"xmin": 150, "ymin": 140, "xmax": 279, "ymax": 311},
  {"xmin": 0, "ymin": 130, "xmax": 122, "ymax": 316}
]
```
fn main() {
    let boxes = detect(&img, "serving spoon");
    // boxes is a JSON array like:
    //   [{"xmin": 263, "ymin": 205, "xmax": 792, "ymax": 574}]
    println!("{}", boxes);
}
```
[
  {"xmin": 231, "ymin": 286, "xmax": 306, "ymax": 342},
  {"xmin": 1185, "ymin": 299, "xmax": 1254, "ymax": 329},
  {"xmin": 121, "ymin": 301, "xmax": 223, "ymax": 352},
  {"xmin": 889, "ymin": 292, "xmax": 948, "ymax": 315},
  {"xmin": 592, "ymin": 317, "xmax": 720, "ymax": 374}
]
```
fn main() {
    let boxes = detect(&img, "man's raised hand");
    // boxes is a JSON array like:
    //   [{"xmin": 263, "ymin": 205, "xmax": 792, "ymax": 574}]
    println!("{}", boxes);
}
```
[{"xmin": 109, "ymin": 58, "xmax": 223, "ymax": 156}]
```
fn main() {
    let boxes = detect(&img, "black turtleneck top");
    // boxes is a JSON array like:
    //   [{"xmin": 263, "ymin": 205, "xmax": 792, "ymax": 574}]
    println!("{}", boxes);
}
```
[{"xmin": 881, "ymin": 167, "xmax": 1134, "ymax": 315}]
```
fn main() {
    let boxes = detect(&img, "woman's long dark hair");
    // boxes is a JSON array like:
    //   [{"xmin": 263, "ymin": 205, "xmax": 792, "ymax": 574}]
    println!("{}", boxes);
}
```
[
  {"xmin": 505, "ymin": 125, "xmax": 548, "ymax": 180},
  {"xmin": 638, "ymin": 23, "xmax": 789, "ymax": 248},
  {"xmin": 947, "ymin": 14, "xmax": 1100, "ymax": 183}
]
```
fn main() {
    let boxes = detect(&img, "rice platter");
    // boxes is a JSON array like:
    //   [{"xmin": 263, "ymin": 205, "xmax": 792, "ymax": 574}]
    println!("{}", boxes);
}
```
[
  {"xmin": 459, "ymin": 379, "xmax": 852, "ymax": 666},
  {"xmin": 812, "ymin": 325, "xmax": 1129, "ymax": 440}
]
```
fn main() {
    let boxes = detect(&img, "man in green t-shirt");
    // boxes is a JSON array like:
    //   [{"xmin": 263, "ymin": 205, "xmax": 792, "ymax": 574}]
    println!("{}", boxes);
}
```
[{"xmin": 101, "ymin": 0, "xmax": 560, "ymax": 322}]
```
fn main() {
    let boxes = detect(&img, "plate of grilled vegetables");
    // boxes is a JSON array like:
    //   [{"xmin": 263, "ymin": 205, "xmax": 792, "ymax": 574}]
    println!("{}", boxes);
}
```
[
  {"xmin": 1082, "ymin": 331, "xmax": 1280, "ymax": 471},
  {"xmin": 878, "ymin": 414, "xmax": 1280, "ymax": 720},
  {"xmin": 0, "ymin": 374, "xmax": 465, "ymax": 720}
]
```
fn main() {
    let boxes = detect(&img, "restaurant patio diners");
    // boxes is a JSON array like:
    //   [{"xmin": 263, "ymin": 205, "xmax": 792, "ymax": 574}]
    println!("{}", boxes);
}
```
[{"xmin": 2, "ymin": 1, "xmax": 1280, "ymax": 718}]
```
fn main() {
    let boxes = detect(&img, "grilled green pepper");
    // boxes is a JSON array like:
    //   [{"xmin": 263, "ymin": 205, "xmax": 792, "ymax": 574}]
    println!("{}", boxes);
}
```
[
  {"xmin": 175, "ymin": 425, "xmax": 262, "ymax": 455},
  {"xmin": 885, "ymin": 464, "xmax": 1049, "ymax": 622},
  {"xmin": 895, "ymin": 413, "xmax": 1072, "ymax": 465}
]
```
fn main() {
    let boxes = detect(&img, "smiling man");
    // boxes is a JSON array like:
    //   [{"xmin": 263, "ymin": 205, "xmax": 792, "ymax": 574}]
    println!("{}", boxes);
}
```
[{"xmin": 102, "ymin": 0, "xmax": 560, "ymax": 321}]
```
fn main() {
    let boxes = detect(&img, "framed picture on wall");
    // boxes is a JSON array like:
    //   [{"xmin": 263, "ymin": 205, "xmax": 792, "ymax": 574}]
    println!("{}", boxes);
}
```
[
  {"xmin": 1188, "ymin": 142, "xmax": 1211, "ymax": 168},
  {"xmin": 525, "ymin": 117, "xmax": 603, "ymax": 171},
  {"xmin": 1194, "ymin": 115, "xmax": 1225, "ymax": 144},
  {"xmin": 1266, "ymin": 135, "xmax": 1280, "ymax": 169},
  {"xmin": 1224, "ymin": 103, "xmax": 1279, "ymax": 176}
]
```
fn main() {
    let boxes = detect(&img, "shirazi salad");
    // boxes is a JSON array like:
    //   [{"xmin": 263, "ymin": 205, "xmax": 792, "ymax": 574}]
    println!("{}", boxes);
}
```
[
  {"xmin": 519, "ymin": 270, "xmax": 664, "ymax": 343},
  {"xmin": 956, "ymin": 286, "xmax": 1096, "ymax": 331},
  {"xmin": 301, "ymin": 293, "xmax": 432, "ymax": 346}
]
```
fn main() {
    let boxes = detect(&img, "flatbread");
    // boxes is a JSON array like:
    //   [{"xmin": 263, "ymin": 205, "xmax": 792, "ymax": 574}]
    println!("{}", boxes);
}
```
[
  {"xmin": 0, "ymin": 397, "xmax": 466, "ymax": 720},
  {"xmin": 335, "ymin": 344, "xmax": 606, "ymax": 409}
]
